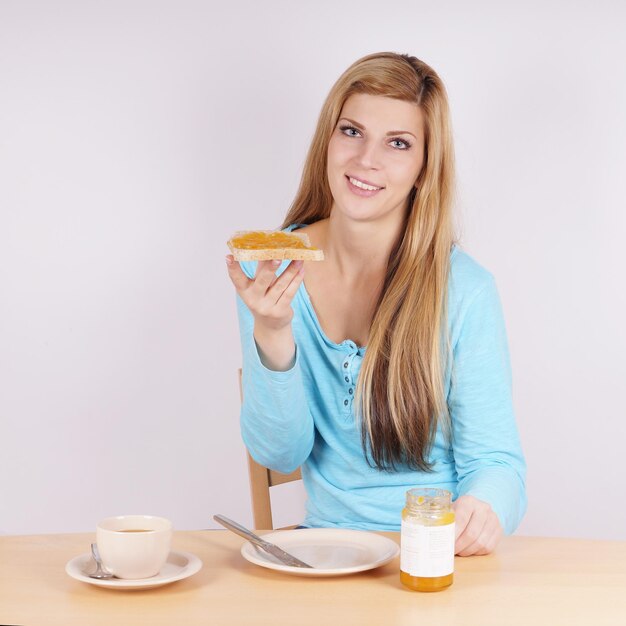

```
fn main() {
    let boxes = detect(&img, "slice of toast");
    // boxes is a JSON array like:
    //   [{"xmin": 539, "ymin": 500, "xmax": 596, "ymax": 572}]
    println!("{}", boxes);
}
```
[{"xmin": 227, "ymin": 230, "xmax": 324, "ymax": 261}]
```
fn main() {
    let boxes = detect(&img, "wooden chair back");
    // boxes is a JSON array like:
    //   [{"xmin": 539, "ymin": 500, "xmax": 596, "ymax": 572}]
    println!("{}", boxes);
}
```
[{"xmin": 238, "ymin": 369, "xmax": 302, "ymax": 529}]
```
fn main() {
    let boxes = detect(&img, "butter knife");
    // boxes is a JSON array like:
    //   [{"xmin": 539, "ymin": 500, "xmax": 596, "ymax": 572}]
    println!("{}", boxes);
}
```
[{"xmin": 213, "ymin": 514, "xmax": 313, "ymax": 568}]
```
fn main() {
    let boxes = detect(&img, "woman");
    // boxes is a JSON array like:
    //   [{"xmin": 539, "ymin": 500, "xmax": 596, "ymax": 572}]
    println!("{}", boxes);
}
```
[{"xmin": 226, "ymin": 52, "xmax": 526, "ymax": 556}]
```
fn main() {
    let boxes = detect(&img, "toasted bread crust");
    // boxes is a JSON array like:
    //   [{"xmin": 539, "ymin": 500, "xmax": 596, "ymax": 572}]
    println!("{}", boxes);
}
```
[{"xmin": 227, "ymin": 230, "xmax": 324, "ymax": 261}]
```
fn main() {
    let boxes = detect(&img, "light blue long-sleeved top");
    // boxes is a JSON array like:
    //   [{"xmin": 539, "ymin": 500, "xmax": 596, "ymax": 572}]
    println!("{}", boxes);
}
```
[{"xmin": 237, "ymin": 242, "xmax": 527, "ymax": 534}]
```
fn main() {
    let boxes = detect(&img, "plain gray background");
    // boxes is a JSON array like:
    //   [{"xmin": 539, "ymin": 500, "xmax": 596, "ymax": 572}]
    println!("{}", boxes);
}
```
[{"xmin": 1, "ymin": 0, "xmax": 625, "ymax": 538}]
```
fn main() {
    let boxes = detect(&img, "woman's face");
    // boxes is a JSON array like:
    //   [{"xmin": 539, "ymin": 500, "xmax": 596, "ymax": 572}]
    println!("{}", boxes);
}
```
[{"xmin": 326, "ymin": 93, "xmax": 425, "ymax": 225}]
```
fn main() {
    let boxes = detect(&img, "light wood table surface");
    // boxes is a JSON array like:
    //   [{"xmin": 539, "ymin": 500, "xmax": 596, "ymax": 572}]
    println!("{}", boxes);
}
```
[{"xmin": 1, "ymin": 531, "xmax": 625, "ymax": 626}]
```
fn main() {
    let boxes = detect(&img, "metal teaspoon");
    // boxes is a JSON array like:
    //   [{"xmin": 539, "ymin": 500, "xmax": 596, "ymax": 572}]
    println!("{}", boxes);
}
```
[{"xmin": 89, "ymin": 542, "xmax": 114, "ymax": 579}]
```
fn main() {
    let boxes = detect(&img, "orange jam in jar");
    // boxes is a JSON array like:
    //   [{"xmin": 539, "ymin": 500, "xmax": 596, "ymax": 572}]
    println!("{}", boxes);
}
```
[{"xmin": 400, "ymin": 488, "xmax": 455, "ymax": 592}]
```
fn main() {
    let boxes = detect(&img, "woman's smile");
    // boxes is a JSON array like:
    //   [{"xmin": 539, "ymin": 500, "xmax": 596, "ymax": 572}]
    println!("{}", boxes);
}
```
[{"xmin": 345, "ymin": 175, "xmax": 384, "ymax": 196}]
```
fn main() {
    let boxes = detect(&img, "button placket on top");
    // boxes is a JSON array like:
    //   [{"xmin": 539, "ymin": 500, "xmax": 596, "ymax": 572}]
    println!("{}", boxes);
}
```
[{"xmin": 341, "ymin": 342, "xmax": 359, "ymax": 412}]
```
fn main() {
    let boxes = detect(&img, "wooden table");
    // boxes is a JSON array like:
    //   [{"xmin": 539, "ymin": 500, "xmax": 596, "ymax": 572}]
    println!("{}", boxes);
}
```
[{"xmin": 1, "ymin": 531, "xmax": 625, "ymax": 625}]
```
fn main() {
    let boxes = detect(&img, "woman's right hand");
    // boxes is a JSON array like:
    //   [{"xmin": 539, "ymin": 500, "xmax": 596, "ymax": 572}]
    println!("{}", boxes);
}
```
[{"xmin": 226, "ymin": 256, "xmax": 305, "ymax": 370}]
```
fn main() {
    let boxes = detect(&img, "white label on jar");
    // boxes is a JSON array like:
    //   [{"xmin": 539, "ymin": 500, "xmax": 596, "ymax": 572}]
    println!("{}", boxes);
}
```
[{"xmin": 400, "ymin": 519, "xmax": 455, "ymax": 577}]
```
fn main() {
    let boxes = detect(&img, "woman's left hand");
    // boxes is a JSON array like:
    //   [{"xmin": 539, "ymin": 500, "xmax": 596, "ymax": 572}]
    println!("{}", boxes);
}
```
[{"xmin": 452, "ymin": 495, "xmax": 503, "ymax": 556}]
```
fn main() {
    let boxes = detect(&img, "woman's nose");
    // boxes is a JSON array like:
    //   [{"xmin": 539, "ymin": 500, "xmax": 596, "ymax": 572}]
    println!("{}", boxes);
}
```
[{"xmin": 354, "ymin": 139, "xmax": 382, "ymax": 169}]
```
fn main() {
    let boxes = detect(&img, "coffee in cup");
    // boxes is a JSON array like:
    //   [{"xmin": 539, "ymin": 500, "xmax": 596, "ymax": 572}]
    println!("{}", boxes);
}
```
[{"xmin": 96, "ymin": 515, "xmax": 172, "ymax": 579}]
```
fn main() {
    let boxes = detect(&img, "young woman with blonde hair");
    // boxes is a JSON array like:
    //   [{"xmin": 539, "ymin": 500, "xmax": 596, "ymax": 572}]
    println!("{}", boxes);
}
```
[{"xmin": 226, "ymin": 52, "xmax": 526, "ymax": 556}]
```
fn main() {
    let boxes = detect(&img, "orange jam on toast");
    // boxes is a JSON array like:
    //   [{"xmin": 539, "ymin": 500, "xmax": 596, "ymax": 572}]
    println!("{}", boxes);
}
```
[{"xmin": 229, "ymin": 231, "xmax": 316, "ymax": 250}]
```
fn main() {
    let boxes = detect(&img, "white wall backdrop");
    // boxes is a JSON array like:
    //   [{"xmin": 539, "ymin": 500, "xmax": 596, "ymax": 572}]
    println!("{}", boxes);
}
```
[{"xmin": 1, "ymin": 0, "xmax": 625, "ymax": 539}]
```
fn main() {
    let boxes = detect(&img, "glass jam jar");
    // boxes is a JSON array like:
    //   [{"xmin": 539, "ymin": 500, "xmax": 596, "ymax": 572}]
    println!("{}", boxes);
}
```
[{"xmin": 400, "ymin": 488, "xmax": 455, "ymax": 592}]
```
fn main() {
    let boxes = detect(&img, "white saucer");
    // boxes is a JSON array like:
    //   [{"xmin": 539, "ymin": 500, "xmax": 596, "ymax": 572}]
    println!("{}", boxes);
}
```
[
  {"xmin": 65, "ymin": 550, "xmax": 202, "ymax": 589},
  {"xmin": 241, "ymin": 528, "xmax": 399, "ymax": 577}
]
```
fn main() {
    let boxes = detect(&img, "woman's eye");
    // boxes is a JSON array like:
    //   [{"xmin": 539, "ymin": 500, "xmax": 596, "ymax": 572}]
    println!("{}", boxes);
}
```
[
  {"xmin": 390, "ymin": 138, "xmax": 411, "ymax": 150},
  {"xmin": 339, "ymin": 125, "xmax": 361, "ymax": 137}
]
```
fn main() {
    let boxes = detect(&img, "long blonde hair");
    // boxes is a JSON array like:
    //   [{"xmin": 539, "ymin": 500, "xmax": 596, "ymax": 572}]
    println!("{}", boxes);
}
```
[{"xmin": 282, "ymin": 52, "xmax": 455, "ymax": 471}]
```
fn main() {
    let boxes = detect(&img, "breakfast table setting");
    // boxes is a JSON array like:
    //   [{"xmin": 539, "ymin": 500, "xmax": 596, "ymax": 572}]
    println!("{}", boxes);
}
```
[{"xmin": 1, "ymin": 515, "xmax": 626, "ymax": 626}]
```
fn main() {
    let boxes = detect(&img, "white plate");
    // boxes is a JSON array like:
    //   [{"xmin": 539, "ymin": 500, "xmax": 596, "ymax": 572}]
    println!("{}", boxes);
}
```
[
  {"xmin": 240, "ymin": 528, "xmax": 399, "ymax": 577},
  {"xmin": 65, "ymin": 550, "xmax": 202, "ymax": 590}
]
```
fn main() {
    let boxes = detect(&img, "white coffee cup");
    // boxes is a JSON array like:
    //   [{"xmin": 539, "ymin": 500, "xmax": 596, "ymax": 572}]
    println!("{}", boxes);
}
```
[{"xmin": 96, "ymin": 515, "xmax": 172, "ymax": 579}]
